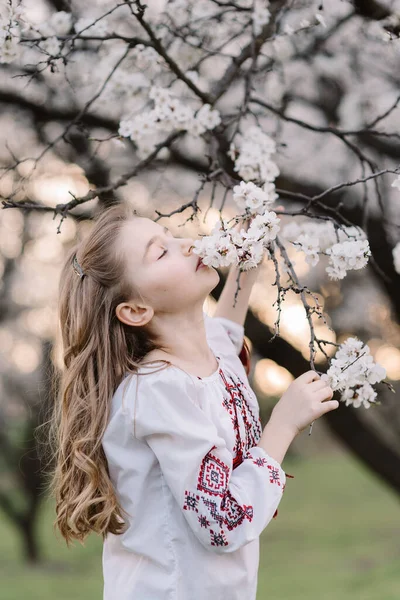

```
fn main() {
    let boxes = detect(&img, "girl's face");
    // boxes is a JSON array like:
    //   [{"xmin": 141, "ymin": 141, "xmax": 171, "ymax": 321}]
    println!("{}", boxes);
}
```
[{"xmin": 118, "ymin": 217, "xmax": 219, "ymax": 315}]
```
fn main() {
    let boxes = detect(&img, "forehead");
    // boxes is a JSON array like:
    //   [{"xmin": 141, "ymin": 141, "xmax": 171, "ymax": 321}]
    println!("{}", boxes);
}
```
[{"xmin": 118, "ymin": 216, "xmax": 163, "ymax": 264}]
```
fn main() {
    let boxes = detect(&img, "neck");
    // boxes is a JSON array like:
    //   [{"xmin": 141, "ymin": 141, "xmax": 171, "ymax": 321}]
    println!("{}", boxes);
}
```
[{"xmin": 150, "ymin": 306, "xmax": 213, "ymax": 363}]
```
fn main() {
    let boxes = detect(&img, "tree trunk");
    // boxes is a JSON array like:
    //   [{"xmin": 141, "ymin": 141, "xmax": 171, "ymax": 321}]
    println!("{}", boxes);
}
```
[{"xmin": 21, "ymin": 515, "xmax": 41, "ymax": 564}]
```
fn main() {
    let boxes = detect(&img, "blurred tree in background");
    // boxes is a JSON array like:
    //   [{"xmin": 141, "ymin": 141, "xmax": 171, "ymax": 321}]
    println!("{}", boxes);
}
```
[{"xmin": 0, "ymin": 0, "xmax": 400, "ymax": 565}]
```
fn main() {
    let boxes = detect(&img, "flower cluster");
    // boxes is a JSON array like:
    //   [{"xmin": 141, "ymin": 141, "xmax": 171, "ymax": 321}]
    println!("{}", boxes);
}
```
[
  {"xmin": 192, "ymin": 182, "xmax": 281, "ymax": 271},
  {"xmin": 325, "ymin": 239, "xmax": 371, "ymax": 280},
  {"xmin": 228, "ymin": 126, "xmax": 279, "ymax": 184},
  {"xmin": 36, "ymin": 10, "xmax": 72, "ymax": 36},
  {"xmin": 118, "ymin": 86, "xmax": 221, "ymax": 158},
  {"xmin": 321, "ymin": 338, "xmax": 386, "ymax": 409},
  {"xmin": 0, "ymin": 1, "xmax": 22, "ymax": 64},
  {"xmin": 282, "ymin": 220, "xmax": 371, "ymax": 280},
  {"xmin": 232, "ymin": 181, "xmax": 278, "ymax": 215},
  {"xmin": 252, "ymin": 0, "xmax": 271, "ymax": 36}
]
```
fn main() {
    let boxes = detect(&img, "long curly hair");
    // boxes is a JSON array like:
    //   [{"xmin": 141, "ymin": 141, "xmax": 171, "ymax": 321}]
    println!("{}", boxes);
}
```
[{"xmin": 49, "ymin": 203, "xmax": 163, "ymax": 545}]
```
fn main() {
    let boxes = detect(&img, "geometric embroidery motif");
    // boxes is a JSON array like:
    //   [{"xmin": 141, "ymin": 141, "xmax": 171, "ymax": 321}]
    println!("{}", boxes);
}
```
[
  {"xmin": 220, "ymin": 489, "xmax": 253, "ymax": 531},
  {"xmin": 183, "ymin": 490, "xmax": 200, "ymax": 512},
  {"xmin": 219, "ymin": 370, "xmax": 262, "ymax": 467},
  {"xmin": 198, "ymin": 514, "xmax": 210, "ymax": 529},
  {"xmin": 253, "ymin": 457, "xmax": 268, "ymax": 467},
  {"xmin": 197, "ymin": 451, "xmax": 229, "ymax": 497},
  {"xmin": 210, "ymin": 528, "xmax": 228, "ymax": 547},
  {"xmin": 267, "ymin": 464, "xmax": 281, "ymax": 486},
  {"xmin": 202, "ymin": 497, "xmax": 224, "ymax": 527},
  {"xmin": 243, "ymin": 505, "xmax": 254, "ymax": 520}
]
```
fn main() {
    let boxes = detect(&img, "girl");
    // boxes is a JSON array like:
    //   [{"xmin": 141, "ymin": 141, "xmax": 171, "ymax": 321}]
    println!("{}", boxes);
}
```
[{"xmin": 51, "ymin": 202, "xmax": 338, "ymax": 600}]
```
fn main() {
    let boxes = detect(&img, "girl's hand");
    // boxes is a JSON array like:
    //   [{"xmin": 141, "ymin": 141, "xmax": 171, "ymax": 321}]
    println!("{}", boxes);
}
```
[{"xmin": 269, "ymin": 370, "xmax": 339, "ymax": 438}]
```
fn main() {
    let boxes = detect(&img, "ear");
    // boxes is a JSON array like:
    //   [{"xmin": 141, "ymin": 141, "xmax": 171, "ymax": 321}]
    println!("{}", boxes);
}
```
[{"xmin": 115, "ymin": 302, "xmax": 154, "ymax": 327}]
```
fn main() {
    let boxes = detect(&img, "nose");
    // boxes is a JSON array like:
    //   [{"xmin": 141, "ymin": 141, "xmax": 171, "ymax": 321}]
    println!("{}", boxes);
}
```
[{"xmin": 182, "ymin": 238, "xmax": 195, "ymax": 256}]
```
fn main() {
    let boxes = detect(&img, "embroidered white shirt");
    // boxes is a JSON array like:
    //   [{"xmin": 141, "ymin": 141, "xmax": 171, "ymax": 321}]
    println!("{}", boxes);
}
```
[{"xmin": 102, "ymin": 312, "xmax": 286, "ymax": 600}]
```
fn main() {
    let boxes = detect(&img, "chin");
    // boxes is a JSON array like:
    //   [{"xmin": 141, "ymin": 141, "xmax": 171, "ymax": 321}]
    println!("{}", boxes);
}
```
[{"xmin": 209, "ymin": 269, "xmax": 220, "ymax": 287}]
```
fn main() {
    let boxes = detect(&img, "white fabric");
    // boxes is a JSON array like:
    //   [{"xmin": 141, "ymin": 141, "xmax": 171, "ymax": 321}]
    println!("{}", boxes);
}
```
[{"xmin": 102, "ymin": 312, "xmax": 286, "ymax": 600}]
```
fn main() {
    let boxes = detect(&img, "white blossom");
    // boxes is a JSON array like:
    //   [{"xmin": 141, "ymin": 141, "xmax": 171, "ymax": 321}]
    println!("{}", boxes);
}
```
[
  {"xmin": 195, "ymin": 104, "xmax": 221, "ymax": 130},
  {"xmin": 0, "ymin": 34, "xmax": 19, "ymax": 63},
  {"xmin": 292, "ymin": 233, "xmax": 320, "ymax": 266},
  {"xmin": 252, "ymin": 0, "xmax": 271, "ymax": 36},
  {"xmin": 315, "ymin": 13, "xmax": 327, "ymax": 28},
  {"xmin": 119, "ymin": 88, "xmax": 222, "ymax": 156},
  {"xmin": 192, "ymin": 184, "xmax": 282, "ymax": 271},
  {"xmin": 230, "ymin": 126, "xmax": 279, "ymax": 185},
  {"xmin": 0, "ymin": 5, "xmax": 21, "ymax": 64},
  {"xmin": 233, "ymin": 181, "xmax": 269, "ymax": 213},
  {"xmin": 185, "ymin": 70, "xmax": 199, "ymax": 83},
  {"xmin": 39, "ymin": 36, "xmax": 61, "ymax": 56},
  {"xmin": 391, "ymin": 175, "xmax": 400, "ymax": 190},
  {"xmin": 325, "ymin": 239, "xmax": 371, "ymax": 280},
  {"xmin": 392, "ymin": 241, "xmax": 400, "ymax": 274},
  {"xmin": 49, "ymin": 11, "xmax": 72, "ymax": 35},
  {"xmin": 283, "ymin": 24, "xmax": 294, "ymax": 36},
  {"xmin": 282, "ymin": 221, "xmax": 370, "ymax": 279},
  {"xmin": 320, "ymin": 337, "xmax": 386, "ymax": 409}
]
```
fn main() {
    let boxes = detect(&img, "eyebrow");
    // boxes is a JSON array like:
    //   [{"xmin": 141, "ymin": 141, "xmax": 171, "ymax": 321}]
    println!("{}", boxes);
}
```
[{"xmin": 143, "ymin": 226, "xmax": 170, "ymax": 262}]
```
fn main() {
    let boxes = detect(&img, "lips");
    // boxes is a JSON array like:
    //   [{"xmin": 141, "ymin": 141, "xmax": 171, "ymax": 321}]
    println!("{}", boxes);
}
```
[{"xmin": 196, "ymin": 257, "xmax": 204, "ymax": 271}]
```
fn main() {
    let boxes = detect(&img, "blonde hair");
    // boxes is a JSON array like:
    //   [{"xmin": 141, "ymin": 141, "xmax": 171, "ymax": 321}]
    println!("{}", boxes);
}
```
[{"xmin": 49, "ymin": 203, "xmax": 162, "ymax": 544}]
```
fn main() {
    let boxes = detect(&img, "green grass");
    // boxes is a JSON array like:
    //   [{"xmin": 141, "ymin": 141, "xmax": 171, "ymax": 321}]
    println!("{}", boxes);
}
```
[
  {"xmin": 0, "ymin": 454, "xmax": 399, "ymax": 600},
  {"xmin": 257, "ymin": 455, "xmax": 400, "ymax": 600}
]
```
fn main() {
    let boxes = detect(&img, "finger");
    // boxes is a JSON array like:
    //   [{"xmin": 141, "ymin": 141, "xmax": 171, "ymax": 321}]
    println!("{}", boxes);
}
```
[
  {"xmin": 320, "ymin": 400, "xmax": 339, "ymax": 414},
  {"xmin": 315, "ymin": 387, "xmax": 334, "ymax": 401},
  {"xmin": 299, "ymin": 370, "xmax": 321, "ymax": 384},
  {"xmin": 308, "ymin": 379, "xmax": 330, "ymax": 392}
]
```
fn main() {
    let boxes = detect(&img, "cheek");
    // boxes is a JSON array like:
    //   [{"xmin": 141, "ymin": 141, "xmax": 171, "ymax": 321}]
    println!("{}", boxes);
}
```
[{"xmin": 151, "ymin": 263, "xmax": 195, "ymax": 294}]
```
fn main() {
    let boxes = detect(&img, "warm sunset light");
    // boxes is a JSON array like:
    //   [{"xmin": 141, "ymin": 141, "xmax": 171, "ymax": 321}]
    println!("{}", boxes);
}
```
[
  {"xmin": 10, "ymin": 340, "xmax": 42, "ymax": 373},
  {"xmin": 31, "ymin": 175, "xmax": 88, "ymax": 207},
  {"xmin": 254, "ymin": 358, "xmax": 294, "ymax": 396},
  {"xmin": 374, "ymin": 344, "xmax": 400, "ymax": 381}
]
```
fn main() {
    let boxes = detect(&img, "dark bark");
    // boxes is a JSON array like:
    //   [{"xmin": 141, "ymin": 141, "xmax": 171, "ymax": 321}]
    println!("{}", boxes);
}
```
[
  {"xmin": 352, "ymin": 0, "xmax": 391, "ymax": 21},
  {"xmin": 21, "ymin": 511, "xmax": 41, "ymax": 563}
]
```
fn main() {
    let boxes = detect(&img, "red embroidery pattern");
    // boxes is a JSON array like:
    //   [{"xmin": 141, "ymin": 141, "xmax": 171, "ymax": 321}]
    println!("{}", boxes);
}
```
[
  {"xmin": 253, "ymin": 457, "xmax": 268, "ymax": 467},
  {"xmin": 183, "ymin": 490, "xmax": 200, "ymax": 512},
  {"xmin": 198, "ymin": 514, "xmax": 210, "ymax": 529},
  {"xmin": 188, "ymin": 447, "xmax": 256, "ymax": 545},
  {"xmin": 219, "ymin": 370, "xmax": 262, "ymax": 469},
  {"xmin": 220, "ymin": 489, "xmax": 253, "ymax": 531},
  {"xmin": 267, "ymin": 464, "xmax": 281, "ymax": 486},
  {"xmin": 244, "ymin": 505, "xmax": 254, "ymax": 520},
  {"xmin": 181, "ymin": 361, "xmax": 283, "ymax": 547},
  {"xmin": 202, "ymin": 497, "xmax": 224, "ymax": 527},
  {"xmin": 210, "ymin": 528, "xmax": 228, "ymax": 547},
  {"xmin": 197, "ymin": 450, "xmax": 229, "ymax": 497}
]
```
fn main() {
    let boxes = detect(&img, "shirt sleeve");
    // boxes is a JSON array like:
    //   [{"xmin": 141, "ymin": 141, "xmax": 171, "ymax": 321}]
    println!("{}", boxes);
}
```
[
  {"xmin": 134, "ymin": 371, "xmax": 286, "ymax": 554},
  {"xmin": 204, "ymin": 312, "xmax": 245, "ymax": 356}
]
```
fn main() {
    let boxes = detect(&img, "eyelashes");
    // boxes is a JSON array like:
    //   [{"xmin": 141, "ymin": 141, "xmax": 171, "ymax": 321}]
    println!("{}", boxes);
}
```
[{"xmin": 157, "ymin": 233, "xmax": 184, "ymax": 259}]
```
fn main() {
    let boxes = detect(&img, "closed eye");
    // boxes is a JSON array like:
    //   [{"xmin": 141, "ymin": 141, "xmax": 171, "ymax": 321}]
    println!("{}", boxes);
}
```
[{"xmin": 158, "ymin": 249, "xmax": 168, "ymax": 259}]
